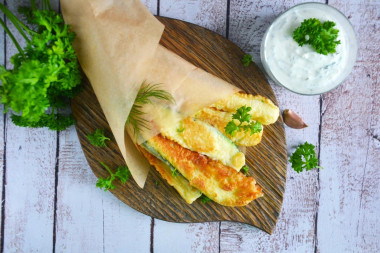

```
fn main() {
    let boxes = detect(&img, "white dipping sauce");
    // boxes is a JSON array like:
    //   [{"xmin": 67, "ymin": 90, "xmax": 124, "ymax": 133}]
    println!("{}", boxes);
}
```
[{"xmin": 261, "ymin": 3, "xmax": 357, "ymax": 95}]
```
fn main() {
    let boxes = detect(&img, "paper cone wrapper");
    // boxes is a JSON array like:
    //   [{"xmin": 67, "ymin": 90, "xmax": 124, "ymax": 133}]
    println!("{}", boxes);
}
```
[{"xmin": 61, "ymin": 0, "xmax": 240, "ymax": 187}]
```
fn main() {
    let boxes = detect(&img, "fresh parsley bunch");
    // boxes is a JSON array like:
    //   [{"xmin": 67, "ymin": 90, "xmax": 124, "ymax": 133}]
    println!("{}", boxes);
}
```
[
  {"xmin": 289, "ymin": 142, "xmax": 322, "ymax": 173},
  {"xmin": 0, "ymin": 1, "xmax": 81, "ymax": 130},
  {"xmin": 225, "ymin": 105, "xmax": 262, "ymax": 137},
  {"xmin": 293, "ymin": 18, "xmax": 340, "ymax": 55}
]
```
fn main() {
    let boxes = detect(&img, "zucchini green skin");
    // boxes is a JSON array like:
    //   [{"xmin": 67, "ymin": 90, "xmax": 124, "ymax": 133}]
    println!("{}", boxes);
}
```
[
  {"xmin": 141, "ymin": 141, "xmax": 181, "ymax": 176},
  {"xmin": 160, "ymin": 118, "xmax": 245, "ymax": 171}
]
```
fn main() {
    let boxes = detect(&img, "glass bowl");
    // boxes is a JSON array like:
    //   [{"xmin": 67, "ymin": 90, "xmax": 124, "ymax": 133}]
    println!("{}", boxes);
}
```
[{"xmin": 260, "ymin": 2, "xmax": 358, "ymax": 95}]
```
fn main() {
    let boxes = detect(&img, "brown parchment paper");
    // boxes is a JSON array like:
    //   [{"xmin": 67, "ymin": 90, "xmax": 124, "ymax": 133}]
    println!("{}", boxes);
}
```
[{"xmin": 61, "ymin": 0, "xmax": 240, "ymax": 187}]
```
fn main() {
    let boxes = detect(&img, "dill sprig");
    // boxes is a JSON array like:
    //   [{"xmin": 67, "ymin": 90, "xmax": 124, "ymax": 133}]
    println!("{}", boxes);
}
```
[{"xmin": 126, "ymin": 82, "xmax": 175, "ymax": 137}]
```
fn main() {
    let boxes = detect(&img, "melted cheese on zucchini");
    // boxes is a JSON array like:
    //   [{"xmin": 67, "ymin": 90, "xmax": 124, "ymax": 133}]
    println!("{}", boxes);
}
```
[
  {"xmin": 146, "ymin": 135, "xmax": 263, "ymax": 206},
  {"xmin": 160, "ymin": 117, "xmax": 245, "ymax": 171},
  {"xmin": 139, "ymin": 146, "xmax": 202, "ymax": 204}
]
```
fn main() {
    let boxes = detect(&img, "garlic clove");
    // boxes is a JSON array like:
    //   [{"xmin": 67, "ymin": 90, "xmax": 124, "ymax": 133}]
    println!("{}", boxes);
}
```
[{"xmin": 283, "ymin": 109, "xmax": 308, "ymax": 129}]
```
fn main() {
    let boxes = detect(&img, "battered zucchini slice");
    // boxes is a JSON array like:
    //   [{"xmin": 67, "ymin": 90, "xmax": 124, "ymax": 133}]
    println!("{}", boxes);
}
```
[
  {"xmin": 146, "ymin": 135, "xmax": 263, "ymax": 207},
  {"xmin": 160, "ymin": 117, "xmax": 245, "ymax": 171},
  {"xmin": 139, "ymin": 147, "xmax": 202, "ymax": 204},
  {"xmin": 195, "ymin": 107, "xmax": 263, "ymax": 146},
  {"xmin": 211, "ymin": 93, "xmax": 280, "ymax": 125}
]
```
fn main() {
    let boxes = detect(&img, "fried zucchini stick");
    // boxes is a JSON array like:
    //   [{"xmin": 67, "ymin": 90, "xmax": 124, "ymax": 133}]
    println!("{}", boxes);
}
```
[
  {"xmin": 195, "ymin": 107, "xmax": 263, "ymax": 146},
  {"xmin": 212, "ymin": 93, "xmax": 279, "ymax": 125},
  {"xmin": 139, "ymin": 147, "xmax": 202, "ymax": 204},
  {"xmin": 146, "ymin": 135, "xmax": 263, "ymax": 206}
]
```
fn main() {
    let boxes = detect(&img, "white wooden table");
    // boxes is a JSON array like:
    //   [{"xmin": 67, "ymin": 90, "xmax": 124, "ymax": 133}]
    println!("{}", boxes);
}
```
[{"xmin": 0, "ymin": 0, "xmax": 379, "ymax": 252}]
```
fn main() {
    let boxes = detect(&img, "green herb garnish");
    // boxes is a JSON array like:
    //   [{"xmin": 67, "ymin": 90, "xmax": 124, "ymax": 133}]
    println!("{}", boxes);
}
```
[
  {"xmin": 289, "ymin": 142, "xmax": 323, "ymax": 173},
  {"xmin": 241, "ymin": 165, "xmax": 249, "ymax": 175},
  {"xmin": 176, "ymin": 127, "xmax": 185, "ymax": 133},
  {"xmin": 87, "ymin": 129, "xmax": 111, "ymax": 147},
  {"xmin": 172, "ymin": 168, "xmax": 177, "ymax": 177},
  {"xmin": 292, "ymin": 18, "xmax": 340, "ymax": 55},
  {"xmin": 242, "ymin": 54, "xmax": 253, "ymax": 67},
  {"xmin": 126, "ymin": 83, "xmax": 174, "ymax": 138},
  {"xmin": 225, "ymin": 105, "xmax": 262, "ymax": 137},
  {"xmin": 0, "ymin": 1, "xmax": 81, "ymax": 130},
  {"xmin": 96, "ymin": 162, "xmax": 131, "ymax": 191},
  {"xmin": 200, "ymin": 194, "xmax": 211, "ymax": 204}
]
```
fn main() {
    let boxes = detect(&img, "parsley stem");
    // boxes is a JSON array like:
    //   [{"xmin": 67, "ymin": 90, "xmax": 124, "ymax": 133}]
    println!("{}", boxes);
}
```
[
  {"xmin": 100, "ymin": 162, "xmax": 113, "ymax": 176},
  {"xmin": 31, "ymin": 0, "xmax": 37, "ymax": 10},
  {"xmin": 0, "ymin": 17, "xmax": 25, "ymax": 57},
  {"xmin": 0, "ymin": 3, "xmax": 32, "ymax": 43}
]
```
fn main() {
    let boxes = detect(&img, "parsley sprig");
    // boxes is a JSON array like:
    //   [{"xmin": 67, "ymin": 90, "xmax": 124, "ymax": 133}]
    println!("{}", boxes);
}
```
[
  {"xmin": 242, "ymin": 54, "xmax": 253, "ymax": 67},
  {"xmin": 0, "ymin": 1, "xmax": 81, "ymax": 130},
  {"xmin": 241, "ymin": 165, "xmax": 249, "ymax": 176},
  {"xmin": 289, "ymin": 142, "xmax": 323, "ymax": 173},
  {"xmin": 225, "ymin": 105, "xmax": 262, "ymax": 137},
  {"xmin": 96, "ymin": 162, "xmax": 131, "ymax": 191},
  {"xmin": 200, "ymin": 194, "xmax": 211, "ymax": 204},
  {"xmin": 293, "ymin": 18, "xmax": 341, "ymax": 55},
  {"xmin": 87, "ymin": 129, "xmax": 110, "ymax": 148}
]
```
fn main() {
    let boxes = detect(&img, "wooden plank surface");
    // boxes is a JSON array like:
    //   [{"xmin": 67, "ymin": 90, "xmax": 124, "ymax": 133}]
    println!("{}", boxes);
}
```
[
  {"xmin": 0, "ymin": 0, "xmax": 379, "ymax": 252},
  {"xmin": 155, "ymin": 1, "xmax": 227, "ymax": 252},
  {"xmin": 0, "ymin": 0, "xmax": 4, "ymax": 251},
  {"xmin": 160, "ymin": 0, "xmax": 227, "ymax": 36},
  {"xmin": 1, "ymin": 1, "xmax": 58, "ymax": 252},
  {"xmin": 53, "ymin": 0, "xmax": 157, "ymax": 251},
  {"xmin": 220, "ymin": 1, "xmax": 322, "ymax": 252},
  {"xmin": 317, "ymin": 1, "xmax": 380, "ymax": 252},
  {"xmin": 72, "ymin": 15, "xmax": 286, "ymax": 233}
]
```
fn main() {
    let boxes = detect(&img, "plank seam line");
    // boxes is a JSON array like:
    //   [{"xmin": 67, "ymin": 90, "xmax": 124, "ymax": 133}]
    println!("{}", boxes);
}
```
[
  {"xmin": 150, "ymin": 217, "xmax": 155, "ymax": 253},
  {"xmin": 157, "ymin": 0, "xmax": 160, "ymax": 16},
  {"xmin": 356, "ymin": 85, "xmax": 375, "ymax": 239},
  {"xmin": 218, "ymin": 221, "xmax": 221, "ymax": 253},
  {"xmin": 52, "ymin": 131, "xmax": 60, "ymax": 253},
  {"xmin": 314, "ymin": 95, "xmax": 323, "ymax": 253},
  {"xmin": 103, "ymin": 200, "xmax": 105, "ymax": 253},
  {"xmin": 52, "ymin": 6, "xmax": 62, "ymax": 252},
  {"xmin": 226, "ymin": 0, "xmax": 231, "ymax": 39},
  {"xmin": 0, "ymin": 2, "xmax": 7, "ymax": 251}
]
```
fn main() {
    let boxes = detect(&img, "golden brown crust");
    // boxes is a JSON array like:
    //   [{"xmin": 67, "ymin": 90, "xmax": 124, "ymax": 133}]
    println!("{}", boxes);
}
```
[
  {"xmin": 195, "ymin": 107, "xmax": 263, "ymax": 146},
  {"xmin": 138, "ymin": 147, "xmax": 202, "ymax": 204},
  {"xmin": 211, "ymin": 92, "xmax": 279, "ymax": 125},
  {"xmin": 148, "ymin": 135, "xmax": 263, "ymax": 206}
]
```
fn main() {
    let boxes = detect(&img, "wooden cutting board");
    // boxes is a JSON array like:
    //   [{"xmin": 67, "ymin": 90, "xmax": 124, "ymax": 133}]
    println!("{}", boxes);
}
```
[{"xmin": 72, "ymin": 17, "xmax": 287, "ymax": 234}]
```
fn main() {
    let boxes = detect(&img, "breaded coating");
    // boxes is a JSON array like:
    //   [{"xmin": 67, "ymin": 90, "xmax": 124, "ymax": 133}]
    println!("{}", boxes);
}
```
[
  {"xmin": 160, "ymin": 117, "xmax": 245, "ymax": 171},
  {"xmin": 195, "ymin": 108, "xmax": 263, "ymax": 147},
  {"xmin": 211, "ymin": 92, "xmax": 279, "ymax": 125},
  {"xmin": 147, "ymin": 135, "xmax": 263, "ymax": 206},
  {"xmin": 139, "ymin": 147, "xmax": 202, "ymax": 204}
]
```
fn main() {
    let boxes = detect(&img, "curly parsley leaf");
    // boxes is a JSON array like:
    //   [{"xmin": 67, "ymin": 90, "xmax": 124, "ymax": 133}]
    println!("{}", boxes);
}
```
[
  {"xmin": 96, "ymin": 162, "xmax": 131, "ymax": 191},
  {"xmin": 292, "ymin": 18, "xmax": 341, "ymax": 55},
  {"xmin": 11, "ymin": 113, "xmax": 75, "ymax": 131},
  {"xmin": 0, "ymin": 3, "xmax": 81, "ymax": 130},
  {"xmin": 225, "ymin": 105, "xmax": 263, "ymax": 137},
  {"xmin": 200, "ymin": 194, "xmax": 211, "ymax": 204},
  {"xmin": 241, "ymin": 165, "xmax": 249, "ymax": 176},
  {"xmin": 289, "ymin": 142, "xmax": 323, "ymax": 173},
  {"xmin": 115, "ymin": 166, "xmax": 132, "ymax": 184},
  {"xmin": 87, "ymin": 129, "xmax": 111, "ymax": 148},
  {"xmin": 242, "ymin": 54, "xmax": 253, "ymax": 67}
]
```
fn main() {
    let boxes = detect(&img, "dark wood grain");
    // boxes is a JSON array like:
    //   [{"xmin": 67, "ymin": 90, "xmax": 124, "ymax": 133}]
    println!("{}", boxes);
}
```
[{"xmin": 71, "ymin": 17, "xmax": 287, "ymax": 234}]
